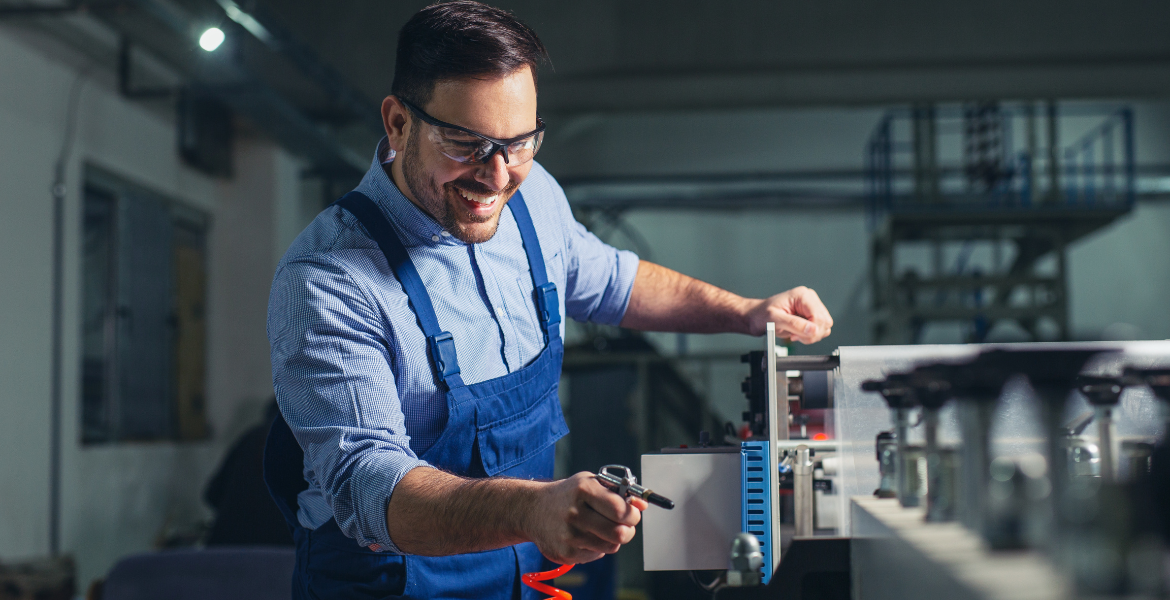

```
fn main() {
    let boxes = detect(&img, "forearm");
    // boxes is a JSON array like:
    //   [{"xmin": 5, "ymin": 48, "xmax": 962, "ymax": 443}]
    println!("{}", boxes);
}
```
[
  {"xmin": 385, "ymin": 468, "xmax": 645, "ymax": 564},
  {"xmin": 385, "ymin": 466, "xmax": 541, "ymax": 556},
  {"xmin": 619, "ymin": 260, "xmax": 754, "ymax": 334}
]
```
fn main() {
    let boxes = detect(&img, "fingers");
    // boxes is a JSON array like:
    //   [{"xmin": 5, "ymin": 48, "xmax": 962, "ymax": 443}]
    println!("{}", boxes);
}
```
[
  {"xmin": 768, "ymin": 287, "xmax": 834, "ymax": 344},
  {"xmin": 566, "ymin": 520, "xmax": 623, "ymax": 554},
  {"xmin": 581, "ymin": 478, "xmax": 642, "ymax": 527},
  {"xmin": 575, "ymin": 476, "xmax": 640, "ymax": 546},
  {"xmin": 772, "ymin": 312, "xmax": 821, "ymax": 344},
  {"xmin": 575, "ymin": 505, "xmax": 638, "ymax": 546},
  {"xmin": 533, "ymin": 473, "xmax": 645, "ymax": 564},
  {"xmin": 795, "ymin": 287, "xmax": 834, "ymax": 331},
  {"xmin": 534, "ymin": 519, "xmax": 620, "ymax": 564}
]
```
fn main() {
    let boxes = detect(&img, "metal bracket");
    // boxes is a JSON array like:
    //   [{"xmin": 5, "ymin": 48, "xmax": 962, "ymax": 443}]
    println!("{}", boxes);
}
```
[{"xmin": 765, "ymin": 323, "xmax": 784, "ymax": 573}]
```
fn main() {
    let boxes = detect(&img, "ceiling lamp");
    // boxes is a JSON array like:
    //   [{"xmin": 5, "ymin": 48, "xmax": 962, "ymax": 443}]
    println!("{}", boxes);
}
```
[{"xmin": 199, "ymin": 27, "xmax": 225, "ymax": 52}]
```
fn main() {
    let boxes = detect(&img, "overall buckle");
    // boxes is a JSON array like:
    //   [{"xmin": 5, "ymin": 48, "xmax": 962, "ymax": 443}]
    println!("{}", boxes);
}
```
[
  {"xmin": 535, "ymin": 282, "xmax": 561, "ymax": 329},
  {"xmin": 427, "ymin": 332, "xmax": 461, "ymax": 381}
]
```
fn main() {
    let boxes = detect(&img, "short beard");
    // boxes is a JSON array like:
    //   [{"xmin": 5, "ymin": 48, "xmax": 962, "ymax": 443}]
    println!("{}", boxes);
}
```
[{"xmin": 400, "ymin": 129, "xmax": 517, "ymax": 244}]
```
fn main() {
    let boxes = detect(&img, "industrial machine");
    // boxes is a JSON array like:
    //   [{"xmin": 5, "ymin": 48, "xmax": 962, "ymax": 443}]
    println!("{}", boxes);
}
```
[{"xmin": 640, "ymin": 331, "xmax": 1170, "ymax": 599}]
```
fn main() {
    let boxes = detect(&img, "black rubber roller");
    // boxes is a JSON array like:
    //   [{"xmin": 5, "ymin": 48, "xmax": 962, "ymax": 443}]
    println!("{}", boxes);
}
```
[{"xmin": 801, "ymin": 370, "xmax": 834, "ymax": 409}]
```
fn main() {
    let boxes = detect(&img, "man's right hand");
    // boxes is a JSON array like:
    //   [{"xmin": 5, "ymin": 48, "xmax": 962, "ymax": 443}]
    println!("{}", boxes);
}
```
[
  {"xmin": 385, "ymin": 467, "xmax": 645, "ymax": 560},
  {"xmin": 526, "ymin": 472, "xmax": 647, "ymax": 564}
]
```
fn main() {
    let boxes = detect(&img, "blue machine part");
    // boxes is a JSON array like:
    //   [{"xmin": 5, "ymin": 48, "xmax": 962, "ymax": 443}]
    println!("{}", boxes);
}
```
[{"xmin": 740, "ymin": 441, "xmax": 773, "ymax": 584}]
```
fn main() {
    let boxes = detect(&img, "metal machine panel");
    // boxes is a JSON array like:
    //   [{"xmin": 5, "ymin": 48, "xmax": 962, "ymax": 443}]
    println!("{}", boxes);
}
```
[{"xmin": 641, "ymin": 450, "xmax": 741, "ymax": 571}]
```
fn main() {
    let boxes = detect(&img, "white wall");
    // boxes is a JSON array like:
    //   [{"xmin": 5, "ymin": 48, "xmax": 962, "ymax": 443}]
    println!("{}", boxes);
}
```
[
  {"xmin": 0, "ymin": 26, "xmax": 62, "ymax": 565},
  {"xmin": 623, "ymin": 208, "xmax": 872, "ymax": 355},
  {"xmin": 1069, "ymin": 201, "xmax": 1170, "ymax": 341},
  {"xmin": 0, "ymin": 27, "xmax": 307, "ymax": 587},
  {"xmin": 621, "ymin": 207, "xmax": 872, "ymax": 425},
  {"xmin": 206, "ymin": 141, "xmax": 307, "ymax": 443}
]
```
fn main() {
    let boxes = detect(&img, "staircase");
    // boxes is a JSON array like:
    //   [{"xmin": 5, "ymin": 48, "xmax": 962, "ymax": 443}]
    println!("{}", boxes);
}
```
[{"xmin": 866, "ymin": 102, "xmax": 1136, "ymax": 344}]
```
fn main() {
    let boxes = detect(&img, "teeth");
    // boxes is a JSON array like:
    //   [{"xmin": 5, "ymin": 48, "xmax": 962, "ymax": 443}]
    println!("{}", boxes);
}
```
[{"xmin": 457, "ymin": 188, "xmax": 499, "ymax": 205}]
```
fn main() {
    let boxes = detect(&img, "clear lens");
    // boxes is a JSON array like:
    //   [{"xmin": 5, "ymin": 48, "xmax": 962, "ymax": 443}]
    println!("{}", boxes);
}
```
[
  {"xmin": 425, "ymin": 124, "xmax": 543, "ymax": 165},
  {"xmin": 511, "ymin": 131, "xmax": 543, "ymax": 158},
  {"xmin": 430, "ymin": 126, "xmax": 494, "ymax": 162}
]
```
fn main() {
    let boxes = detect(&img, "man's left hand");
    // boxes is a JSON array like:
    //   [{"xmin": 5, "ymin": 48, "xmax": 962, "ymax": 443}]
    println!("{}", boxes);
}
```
[{"xmin": 745, "ymin": 286, "xmax": 833, "ymax": 343}]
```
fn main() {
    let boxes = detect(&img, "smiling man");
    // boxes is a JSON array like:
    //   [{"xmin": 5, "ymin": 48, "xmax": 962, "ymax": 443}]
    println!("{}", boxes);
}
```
[{"xmin": 265, "ymin": 2, "xmax": 834, "ymax": 599}]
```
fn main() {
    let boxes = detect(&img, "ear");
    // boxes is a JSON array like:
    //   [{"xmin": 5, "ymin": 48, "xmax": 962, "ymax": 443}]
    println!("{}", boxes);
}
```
[{"xmin": 382, "ymin": 96, "xmax": 411, "ymax": 152}]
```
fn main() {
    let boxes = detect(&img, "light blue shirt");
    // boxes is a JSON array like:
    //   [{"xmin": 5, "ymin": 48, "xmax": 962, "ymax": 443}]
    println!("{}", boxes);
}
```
[{"xmin": 267, "ymin": 139, "xmax": 640, "ymax": 552}]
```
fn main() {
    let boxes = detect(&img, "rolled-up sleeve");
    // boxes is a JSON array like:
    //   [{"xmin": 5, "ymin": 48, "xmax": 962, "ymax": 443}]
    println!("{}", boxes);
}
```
[
  {"xmin": 546, "ymin": 182, "xmax": 639, "ymax": 326},
  {"xmin": 268, "ymin": 255, "xmax": 428, "ymax": 553}
]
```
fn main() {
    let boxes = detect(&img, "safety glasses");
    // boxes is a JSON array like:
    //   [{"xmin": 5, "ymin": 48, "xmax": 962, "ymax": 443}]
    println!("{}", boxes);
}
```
[{"xmin": 401, "ymin": 99, "xmax": 545, "ymax": 166}]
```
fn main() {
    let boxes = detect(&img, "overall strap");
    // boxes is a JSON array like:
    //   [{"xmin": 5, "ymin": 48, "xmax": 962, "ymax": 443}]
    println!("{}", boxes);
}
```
[
  {"xmin": 507, "ymin": 192, "xmax": 561, "ymax": 338},
  {"xmin": 335, "ymin": 192, "xmax": 464, "ymax": 389}
]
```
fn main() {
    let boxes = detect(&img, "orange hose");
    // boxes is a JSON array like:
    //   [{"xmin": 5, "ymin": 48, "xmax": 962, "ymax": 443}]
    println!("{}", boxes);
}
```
[{"xmin": 521, "ymin": 563, "xmax": 574, "ymax": 600}]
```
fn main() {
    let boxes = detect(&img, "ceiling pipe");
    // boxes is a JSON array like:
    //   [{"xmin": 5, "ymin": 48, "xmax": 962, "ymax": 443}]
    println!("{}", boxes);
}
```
[
  {"xmin": 115, "ymin": 0, "xmax": 366, "ymax": 175},
  {"xmin": 212, "ymin": 0, "xmax": 384, "ymax": 134}
]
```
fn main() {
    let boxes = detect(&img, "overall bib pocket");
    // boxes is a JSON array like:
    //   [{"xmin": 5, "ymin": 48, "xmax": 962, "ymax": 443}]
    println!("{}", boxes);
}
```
[{"xmin": 475, "ymin": 387, "xmax": 567, "ymax": 477}]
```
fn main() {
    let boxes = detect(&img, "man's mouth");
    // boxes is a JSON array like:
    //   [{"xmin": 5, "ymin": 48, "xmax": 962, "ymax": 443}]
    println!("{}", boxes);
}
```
[{"xmin": 456, "ymin": 187, "xmax": 500, "ymax": 206}]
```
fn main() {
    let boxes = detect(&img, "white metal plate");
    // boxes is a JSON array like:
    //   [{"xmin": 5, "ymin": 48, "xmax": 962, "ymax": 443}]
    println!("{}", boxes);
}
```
[{"xmin": 641, "ymin": 451, "xmax": 742, "ymax": 571}]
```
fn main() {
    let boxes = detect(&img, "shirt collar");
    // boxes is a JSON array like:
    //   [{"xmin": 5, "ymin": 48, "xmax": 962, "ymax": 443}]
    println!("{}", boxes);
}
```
[{"xmin": 352, "ymin": 137, "xmax": 463, "ymax": 248}]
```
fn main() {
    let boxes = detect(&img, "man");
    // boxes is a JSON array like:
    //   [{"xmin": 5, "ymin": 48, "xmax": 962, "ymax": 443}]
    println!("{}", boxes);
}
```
[{"xmin": 266, "ymin": 2, "xmax": 834, "ymax": 598}]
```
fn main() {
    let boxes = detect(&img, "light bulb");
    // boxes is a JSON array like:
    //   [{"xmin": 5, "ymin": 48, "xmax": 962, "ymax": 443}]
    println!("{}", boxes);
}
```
[{"xmin": 199, "ymin": 27, "xmax": 225, "ymax": 52}]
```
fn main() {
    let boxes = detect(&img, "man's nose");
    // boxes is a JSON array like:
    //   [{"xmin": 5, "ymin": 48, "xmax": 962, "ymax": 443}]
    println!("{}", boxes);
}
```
[{"xmin": 474, "ymin": 152, "xmax": 511, "ymax": 191}]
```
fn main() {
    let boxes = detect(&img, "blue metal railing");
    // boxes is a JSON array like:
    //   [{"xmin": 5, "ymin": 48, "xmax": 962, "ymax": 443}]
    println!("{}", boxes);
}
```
[
  {"xmin": 1063, "ymin": 108, "xmax": 1135, "ymax": 207},
  {"xmin": 865, "ymin": 104, "xmax": 1135, "ymax": 228}
]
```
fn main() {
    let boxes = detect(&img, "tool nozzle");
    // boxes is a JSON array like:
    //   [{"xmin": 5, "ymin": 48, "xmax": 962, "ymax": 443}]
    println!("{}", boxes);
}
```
[{"xmin": 644, "ymin": 490, "xmax": 674, "ymax": 510}]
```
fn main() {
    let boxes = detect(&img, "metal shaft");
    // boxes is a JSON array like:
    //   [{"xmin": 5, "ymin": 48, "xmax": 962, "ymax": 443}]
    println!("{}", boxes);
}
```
[
  {"xmin": 895, "ymin": 408, "xmax": 919, "ymax": 507},
  {"xmin": 1095, "ymin": 405, "xmax": 1115, "ymax": 481},
  {"xmin": 793, "ymin": 445, "xmax": 815, "ymax": 537},
  {"xmin": 1035, "ymin": 385, "xmax": 1067, "ymax": 551},
  {"xmin": 924, "ymin": 408, "xmax": 954, "ymax": 522},
  {"xmin": 957, "ymin": 399, "xmax": 994, "ymax": 532}
]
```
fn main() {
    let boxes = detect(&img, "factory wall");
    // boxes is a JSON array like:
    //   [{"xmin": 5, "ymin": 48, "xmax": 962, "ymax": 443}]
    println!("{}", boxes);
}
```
[
  {"xmin": 0, "ymin": 28, "xmax": 307, "ymax": 587},
  {"xmin": 1068, "ymin": 202, "xmax": 1170, "ymax": 341}
]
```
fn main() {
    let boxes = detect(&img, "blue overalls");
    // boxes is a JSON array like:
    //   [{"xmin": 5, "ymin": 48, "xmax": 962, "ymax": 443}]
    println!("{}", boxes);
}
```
[{"xmin": 264, "ymin": 190, "xmax": 568, "ymax": 599}]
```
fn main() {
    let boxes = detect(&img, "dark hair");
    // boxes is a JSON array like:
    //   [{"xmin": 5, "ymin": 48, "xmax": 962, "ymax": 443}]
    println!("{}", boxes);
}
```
[{"xmin": 392, "ymin": 1, "xmax": 549, "ymax": 108}]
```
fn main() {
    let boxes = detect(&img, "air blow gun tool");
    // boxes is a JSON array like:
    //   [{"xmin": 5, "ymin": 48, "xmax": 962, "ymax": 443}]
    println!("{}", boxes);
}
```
[
  {"xmin": 595, "ymin": 465, "xmax": 675, "ymax": 509},
  {"xmin": 524, "ymin": 466, "xmax": 674, "ymax": 599}
]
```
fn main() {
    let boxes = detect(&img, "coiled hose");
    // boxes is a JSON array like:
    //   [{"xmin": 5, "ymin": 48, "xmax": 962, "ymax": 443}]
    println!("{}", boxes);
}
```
[{"xmin": 521, "ymin": 563, "xmax": 575, "ymax": 599}]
